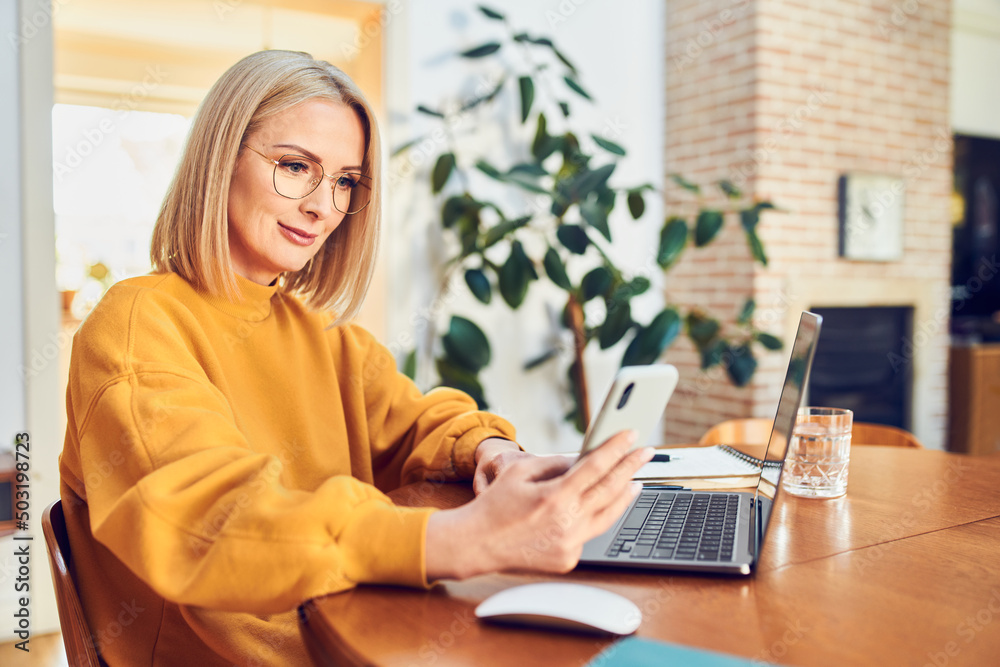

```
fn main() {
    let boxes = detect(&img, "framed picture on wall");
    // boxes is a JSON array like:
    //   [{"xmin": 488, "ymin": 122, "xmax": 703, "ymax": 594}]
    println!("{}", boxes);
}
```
[{"xmin": 838, "ymin": 173, "xmax": 905, "ymax": 261}]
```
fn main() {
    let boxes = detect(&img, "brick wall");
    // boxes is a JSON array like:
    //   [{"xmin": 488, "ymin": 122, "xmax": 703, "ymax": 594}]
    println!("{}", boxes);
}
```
[{"xmin": 663, "ymin": 0, "xmax": 952, "ymax": 449}]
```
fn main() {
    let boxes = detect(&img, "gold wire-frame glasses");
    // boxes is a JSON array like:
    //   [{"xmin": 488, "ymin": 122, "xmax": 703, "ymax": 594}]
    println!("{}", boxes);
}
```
[{"xmin": 241, "ymin": 144, "xmax": 373, "ymax": 214}]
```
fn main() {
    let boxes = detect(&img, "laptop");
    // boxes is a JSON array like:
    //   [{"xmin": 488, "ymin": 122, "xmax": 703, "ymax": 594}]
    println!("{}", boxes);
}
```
[{"xmin": 579, "ymin": 311, "xmax": 823, "ymax": 575}]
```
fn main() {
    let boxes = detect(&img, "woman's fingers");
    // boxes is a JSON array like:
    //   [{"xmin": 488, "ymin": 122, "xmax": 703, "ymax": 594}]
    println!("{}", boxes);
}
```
[
  {"xmin": 586, "ymin": 480, "xmax": 644, "ymax": 541},
  {"xmin": 560, "ymin": 430, "xmax": 638, "ymax": 495}
]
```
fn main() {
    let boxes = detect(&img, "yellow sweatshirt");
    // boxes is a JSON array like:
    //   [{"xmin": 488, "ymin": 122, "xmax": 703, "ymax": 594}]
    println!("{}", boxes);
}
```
[{"xmin": 58, "ymin": 272, "xmax": 516, "ymax": 666}]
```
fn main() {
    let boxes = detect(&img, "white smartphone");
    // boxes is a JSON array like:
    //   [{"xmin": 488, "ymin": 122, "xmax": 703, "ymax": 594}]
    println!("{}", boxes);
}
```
[{"xmin": 577, "ymin": 364, "xmax": 679, "ymax": 460}]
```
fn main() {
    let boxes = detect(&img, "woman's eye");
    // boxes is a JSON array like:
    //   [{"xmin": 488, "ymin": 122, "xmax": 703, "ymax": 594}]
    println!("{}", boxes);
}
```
[
  {"xmin": 335, "ymin": 175, "xmax": 357, "ymax": 190},
  {"xmin": 278, "ymin": 160, "xmax": 312, "ymax": 176}
]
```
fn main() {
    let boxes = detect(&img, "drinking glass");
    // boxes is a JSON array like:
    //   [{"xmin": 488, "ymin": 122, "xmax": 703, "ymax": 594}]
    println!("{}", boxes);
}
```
[{"xmin": 781, "ymin": 407, "xmax": 853, "ymax": 499}]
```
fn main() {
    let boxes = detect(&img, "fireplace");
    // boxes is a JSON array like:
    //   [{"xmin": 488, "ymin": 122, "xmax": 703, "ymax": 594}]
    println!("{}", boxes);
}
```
[{"xmin": 807, "ymin": 306, "xmax": 914, "ymax": 430}]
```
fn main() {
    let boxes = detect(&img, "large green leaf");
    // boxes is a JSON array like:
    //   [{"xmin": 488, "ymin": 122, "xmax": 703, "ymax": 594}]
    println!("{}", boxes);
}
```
[
  {"xmin": 532, "ymin": 113, "xmax": 559, "ymax": 162},
  {"xmin": 499, "ymin": 241, "xmax": 535, "ymax": 308},
  {"xmin": 686, "ymin": 311, "xmax": 720, "ymax": 347},
  {"xmin": 591, "ymin": 134, "xmax": 625, "ymax": 156},
  {"xmin": 441, "ymin": 195, "xmax": 468, "ymax": 228},
  {"xmin": 571, "ymin": 163, "xmax": 615, "ymax": 201},
  {"xmin": 701, "ymin": 339, "xmax": 728, "ymax": 369},
  {"xmin": 726, "ymin": 343, "xmax": 757, "ymax": 387},
  {"xmin": 670, "ymin": 173, "xmax": 701, "ymax": 194},
  {"xmin": 442, "ymin": 316, "xmax": 491, "ymax": 372},
  {"xmin": 746, "ymin": 227, "xmax": 768, "ymax": 266},
  {"xmin": 460, "ymin": 42, "xmax": 502, "ymax": 58},
  {"xmin": 504, "ymin": 174, "xmax": 549, "ymax": 195},
  {"xmin": 460, "ymin": 77, "xmax": 505, "ymax": 112},
  {"xmin": 627, "ymin": 190, "xmax": 645, "ymax": 219},
  {"xmin": 622, "ymin": 308, "xmax": 681, "ymax": 366},
  {"xmin": 657, "ymin": 217, "xmax": 688, "ymax": 268},
  {"xmin": 518, "ymin": 76, "xmax": 534, "ymax": 123},
  {"xmin": 755, "ymin": 332, "xmax": 783, "ymax": 350},
  {"xmin": 508, "ymin": 162, "xmax": 548, "ymax": 177},
  {"xmin": 552, "ymin": 46, "xmax": 577, "ymax": 75},
  {"xmin": 694, "ymin": 209, "xmax": 724, "ymax": 247},
  {"xmin": 432, "ymin": 153, "xmax": 455, "ymax": 193},
  {"xmin": 402, "ymin": 348, "xmax": 417, "ymax": 379},
  {"xmin": 740, "ymin": 206, "xmax": 760, "ymax": 231},
  {"xmin": 581, "ymin": 266, "xmax": 613, "ymax": 301},
  {"xmin": 416, "ymin": 105, "xmax": 445, "ymax": 118},
  {"xmin": 599, "ymin": 301, "xmax": 632, "ymax": 349},
  {"xmin": 482, "ymin": 215, "xmax": 531, "ymax": 248},
  {"xmin": 580, "ymin": 198, "xmax": 611, "ymax": 241},
  {"xmin": 737, "ymin": 298, "xmax": 755, "ymax": 325},
  {"xmin": 564, "ymin": 75, "xmax": 592, "ymax": 100},
  {"xmin": 718, "ymin": 179, "xmax": 742, "ymax": 199},
  {"xmin": 475, "ymin": 160, "xmax": 503, "ymax": 179},
  {"xmin": 464, "ymin": 268, "xmax": 492, "ymax": 304},
  {"xmin": 556, "ymin": 224, "xmax": 590, "ymax": 254},
  {"xmin": 478, "ymin": 5, "xmax": 505, "ymax": 20},
  {"xmin": 543, "ymin": 247, "xmax": 572, "ymax": 290},
  {"xmin": 624, "ymin": 276, "xmax": 651, "ymax": 298},
  {"xmin": 435, "ymin": 358, "xmax": 487, "ymax": 408}
]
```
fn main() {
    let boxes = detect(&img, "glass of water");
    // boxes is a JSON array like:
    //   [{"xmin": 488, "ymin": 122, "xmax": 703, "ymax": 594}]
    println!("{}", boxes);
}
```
[{"xmin": 781, "ymin": 407, "xmax": 853, "ymax": 499}]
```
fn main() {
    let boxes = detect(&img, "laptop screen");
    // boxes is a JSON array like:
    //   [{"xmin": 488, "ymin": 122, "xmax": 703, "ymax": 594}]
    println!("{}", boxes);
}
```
[{"xmin": 752, "ymin": 311, "xmax": 823, "ymax": 554}]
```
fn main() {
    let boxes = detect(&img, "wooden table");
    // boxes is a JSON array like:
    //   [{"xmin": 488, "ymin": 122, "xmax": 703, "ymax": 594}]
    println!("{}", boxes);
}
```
[{"xmin": 299, "ymin": 447, "xmax": 1000, "ymax": 666}]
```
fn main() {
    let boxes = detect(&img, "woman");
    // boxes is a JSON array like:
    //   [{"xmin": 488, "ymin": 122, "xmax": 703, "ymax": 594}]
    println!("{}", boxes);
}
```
[{"xmin": 59, "ymin": 50, "xmax": 651, "ymax": 666}]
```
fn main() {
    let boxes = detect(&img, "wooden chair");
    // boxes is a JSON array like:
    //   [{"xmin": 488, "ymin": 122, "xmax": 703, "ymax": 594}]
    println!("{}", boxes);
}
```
[
  {"xmin": 698, "ymin": 418, "xmax": 773, "ymax": 446},
  {"xmin": 851, "ymin": 422, "xmax": 924, "ymax": 448},
  {"xmin": 699, "ymin": 418, "xmax": 924, "ymax": 448},
  {"xmin": 42, "ymin": 500, "xmax": 102, "ymax": 667}
]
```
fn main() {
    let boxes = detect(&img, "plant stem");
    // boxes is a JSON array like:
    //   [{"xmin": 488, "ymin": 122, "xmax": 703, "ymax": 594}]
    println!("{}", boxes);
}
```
[{"xmin": 566, "ymin": 293, "xmax": 590, "ymax": 427}]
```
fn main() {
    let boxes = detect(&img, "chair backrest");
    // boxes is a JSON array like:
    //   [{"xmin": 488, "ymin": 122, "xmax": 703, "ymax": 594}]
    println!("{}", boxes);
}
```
[
  {"xmin": 852, "ymin": 422, "xmax": 924, "ymax": 448},
  {"xmin": 42, "ymin": 500, "xmax": 102, "ymax": 667},
  {"xmin": 698, "ymin": 418, "xmax": 774, "ymax": 446},
  {"xmin": 699, "ymin": 418, "xmax": 924, "ymax": 449}
]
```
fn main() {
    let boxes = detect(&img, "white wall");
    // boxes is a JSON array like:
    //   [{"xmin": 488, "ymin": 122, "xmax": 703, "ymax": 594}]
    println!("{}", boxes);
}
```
[
  {"xmin": 0, "ymin": 0, "xmax": 62, "ymax": 642},
  {"xmin": 952, "ymin": 0, "xmax": 1000, "ymax": 139},
  {"xmin": 384, "ymin": 0, "xmax": 665, "ymax": 452}
]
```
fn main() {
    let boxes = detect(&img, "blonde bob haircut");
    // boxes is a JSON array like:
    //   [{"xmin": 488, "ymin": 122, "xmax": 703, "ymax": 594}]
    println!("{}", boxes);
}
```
[{"xmin": 151, "ymin": 50, "xmax": 381, "ymax": 321}]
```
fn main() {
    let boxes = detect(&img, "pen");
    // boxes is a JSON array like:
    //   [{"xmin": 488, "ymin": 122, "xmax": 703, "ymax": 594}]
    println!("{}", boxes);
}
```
[{"xmin": 651, "ymin": 453, "xmax": 674, "ymax": 462}]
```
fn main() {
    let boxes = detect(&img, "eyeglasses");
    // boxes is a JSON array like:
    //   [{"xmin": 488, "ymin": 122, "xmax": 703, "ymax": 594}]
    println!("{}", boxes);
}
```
[{"xmin": 241, "ymin": 144, "xmax": 373, "ymax": 214}]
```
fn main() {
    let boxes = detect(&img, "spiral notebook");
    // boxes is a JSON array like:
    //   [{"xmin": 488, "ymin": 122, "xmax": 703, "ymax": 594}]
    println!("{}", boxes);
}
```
[{"xmin": 635, "ymin": 445, "xmax": 781, "ymax": 482}]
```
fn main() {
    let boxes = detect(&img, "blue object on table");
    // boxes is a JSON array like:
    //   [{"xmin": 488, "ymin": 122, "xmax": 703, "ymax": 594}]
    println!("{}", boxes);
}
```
[{"xmin": 586, "ymin": 637, "xmax": 773, "ymax": 666}]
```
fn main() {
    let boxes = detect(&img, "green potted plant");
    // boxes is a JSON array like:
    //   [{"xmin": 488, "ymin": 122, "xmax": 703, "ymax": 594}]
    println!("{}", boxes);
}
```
[{"xmin": 394, "ymin": 5, "xmax": 781, "ymax": 432}]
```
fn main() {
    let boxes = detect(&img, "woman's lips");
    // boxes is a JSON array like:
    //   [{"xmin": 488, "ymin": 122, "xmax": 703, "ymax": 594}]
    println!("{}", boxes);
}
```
[{"xmin": 278, "ymin": 222, "xmax": 317, "ymax": 246}]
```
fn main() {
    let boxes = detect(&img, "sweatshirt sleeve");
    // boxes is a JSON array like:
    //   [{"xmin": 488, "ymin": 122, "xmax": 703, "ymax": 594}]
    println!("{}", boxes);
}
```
[
  {"xmin": 336, "ymin": 324, "xmax": 517, "ymax": 492},
  {"xmin": 64, "ymin": 287, "xmax": 453, "ymax": 614}
]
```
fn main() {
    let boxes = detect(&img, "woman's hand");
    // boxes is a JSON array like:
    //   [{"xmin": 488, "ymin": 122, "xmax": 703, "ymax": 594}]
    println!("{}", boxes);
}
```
[
  {"xmin": 426, "ymin": 430, "xmax": 653, "ymax": 581},
  {"xmin": 472, "ymin": 437, "xmax": 533, "ymax": 495}
]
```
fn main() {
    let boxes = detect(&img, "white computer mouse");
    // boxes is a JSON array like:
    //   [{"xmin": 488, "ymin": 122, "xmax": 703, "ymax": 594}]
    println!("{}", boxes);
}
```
[{"xmin": 474, "ymin": 582, "xmax": 642, "ymax": 636}]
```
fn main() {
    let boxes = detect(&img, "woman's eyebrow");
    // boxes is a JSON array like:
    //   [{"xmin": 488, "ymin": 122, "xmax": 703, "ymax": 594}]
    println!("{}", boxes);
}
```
[{"xmin": 273, "ymin": 143, "xmax": 362, "ymax": 172}]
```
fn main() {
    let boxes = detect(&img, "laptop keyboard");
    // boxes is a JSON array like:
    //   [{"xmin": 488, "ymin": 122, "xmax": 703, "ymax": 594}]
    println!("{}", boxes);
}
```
[{"xmin": 605, "ymin": 491, "xmax": 740, "ymax": 562}]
